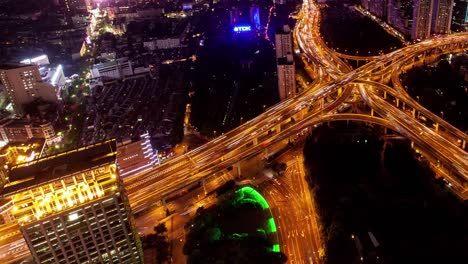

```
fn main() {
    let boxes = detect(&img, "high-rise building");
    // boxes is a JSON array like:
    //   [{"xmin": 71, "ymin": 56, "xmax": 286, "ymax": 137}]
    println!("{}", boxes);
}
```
[
  {"xmin": 90, "ymin": 58, "xmax": 133, "ymax": 80},
  {"xmin": 381, "ymin": 0, "xmax": 413, "ymax": 36},
  {"xmin": 275, "ymin": 25, "xmax": 295, "ymax": 100},
  {"xmin": 452, "ymin": 0, "xmax": 468, "ymax": 30},
  {"xmin": 375, "ymin": 0, "xmax": 452, "ymax": 39},
  {"xmin": 1, "ymin": 140, "xmax": 143, "ymax": 263},
  {"xmin": 117, "ymin": 132, "xmax": 159, "ymax": 177},
  {"xmin": 230, "ymin": 7, "xmax": 242, "ymax": 25},
  {"xmin": 0, "ymin": 64, "xmax": 58, "ymax": 116},
  {"xmin": 0, "ymin": 118, "xmax": 55, "ymax": 144},
  {"xmin": 412, "ymin": 0, "xmax": 434, "ymax": 39},
  {"xmin": 431, "ymin": 0, "xmax": 454, "ymax": 34},
  {"xmin": 275, "ymin": 25, "xmax": 293, "ymax": 59},
  {"xmin": 369, "ymin": 0, "xmax": 388, "ymax": 19},
  {"xmin": 277, "ymin": 55, "xmax": 296, "ymax": 100}
]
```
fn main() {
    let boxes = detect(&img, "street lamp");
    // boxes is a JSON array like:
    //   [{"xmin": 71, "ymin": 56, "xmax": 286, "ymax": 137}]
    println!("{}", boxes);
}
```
[{"xmin": 440, "ymin": 111, "xmax": 444, "ymax": 119}]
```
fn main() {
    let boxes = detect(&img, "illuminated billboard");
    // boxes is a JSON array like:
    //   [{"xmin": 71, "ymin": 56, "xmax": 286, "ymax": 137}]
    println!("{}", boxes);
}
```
[{"xmin": 233, "ymin": 25, "xmax": 252, "ymax": 32}]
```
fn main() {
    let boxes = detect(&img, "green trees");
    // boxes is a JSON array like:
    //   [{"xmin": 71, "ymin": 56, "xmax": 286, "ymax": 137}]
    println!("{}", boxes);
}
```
[
  {"xmin": 142, "ymin": 223, "xmax": 171, "ymax": 264},
  {"xmin": 183, "ymin": 190, "xmax": 287, "ymax": 264}
]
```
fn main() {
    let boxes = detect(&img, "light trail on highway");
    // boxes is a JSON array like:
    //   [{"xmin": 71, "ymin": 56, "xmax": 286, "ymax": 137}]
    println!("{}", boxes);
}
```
[{"xmin": 2, "ymin": 1, "xmax": 468, "ymax": 263}]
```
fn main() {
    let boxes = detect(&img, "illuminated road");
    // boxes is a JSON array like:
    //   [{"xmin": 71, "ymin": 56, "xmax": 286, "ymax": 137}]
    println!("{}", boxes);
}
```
[
  {"xmin": 259, "ymin": 148, "xmax": 322, "ymax": 264},
  {"xmin": 123, "ymin": 30, "xmax": 468, "ymax": 216},
  {"xmin": 0, "ymin": 224, "xmax": 28, "ymax": 264},
  {"xmin": 2, "ymin": 1, "xmax": 468, "ymax": 263}
]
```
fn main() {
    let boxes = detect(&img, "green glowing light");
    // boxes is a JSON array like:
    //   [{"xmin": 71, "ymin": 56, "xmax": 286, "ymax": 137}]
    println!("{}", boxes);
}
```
[
  {"xmin": 235, "ymin": 186, "xmax": 280, "ymax": 254},
  {"xmin": 272, "ymin": 244, "xmax": 280, "ymax": 252},
  {"xmin": 237, "ymin": 186, "xmax": 269, "ymax": 209},
  {"xmin": 268, "ymin": 217, "xmax": 277, "ymax": 233},
  {"xmin": 230, "ymin": 233, "xmax": 249, "ymax": 240}
]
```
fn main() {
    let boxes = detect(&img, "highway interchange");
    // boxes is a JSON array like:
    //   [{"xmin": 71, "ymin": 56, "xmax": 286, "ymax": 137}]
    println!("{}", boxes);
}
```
[{"xmin": 1, "ymin": 0, "xmax": 468, "ymax": 263}]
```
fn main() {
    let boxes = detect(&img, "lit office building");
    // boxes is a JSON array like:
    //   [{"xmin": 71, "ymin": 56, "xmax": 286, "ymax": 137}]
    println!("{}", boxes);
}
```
[
  {"xmin": 275, "ymin": 25, "xmax": 293, "ymax": 59},
  {"xmin": 277, "ymin": 55, "xmax": 296, "ymax": 101},
  {"xmin": 369, "ymin": 0, "xmax": 388, "ymax": 19},
  {"xmin": 1, "ymin": 140, "xmax": 143, "ymax": 263},
  {"xmin": 431, "ymin": 0, "xmax": 454, "ymax": 34},
  {"xmin": 117, "ymin": 132, "xmax": 159, "ymax": 177},
  {"xmin": 91, "ymin": 58, "xmax": 133, "ymax": 80},
  {"xmin": 387, "ymin": 0, "xmax": 414, "ymax": 36},
  {"xmin": 0, "ymin": 64, "xmax": 58, "ymax": 116},
  {"xmin": 412, "ymin": 0, "xmax": 434, "ymax": 39},
  {"xmin": 20, "ymin": 55, "xmax": 50, "ymax": 67}
]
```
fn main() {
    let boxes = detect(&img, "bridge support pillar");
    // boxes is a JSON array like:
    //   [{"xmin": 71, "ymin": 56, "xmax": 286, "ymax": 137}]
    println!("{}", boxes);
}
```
[
  {"xmin": 202, "ymin": 178, "xmax": 207, "ymax": 195},
  {"xmin": 237, "ymin": 162, "xmax": 242, "ymax": 177},
  {"xmin": 275, "ymin": 124, "xmax": 281, "ymax": 133},
  {"xmin": 412, "ymin": 109, "xmax": 416, "ymax": 118},
  {"xmin": 264, "ymin": 147, "xmax": 269, "ymax": 160},
  {"xmin": 462, "ymin": 140, "xmax": 466, "ymax": 150},
  {"xmin": 371, "ymin": 109, "xmax": 374, "ymax": 116},
  {"xmin": 383, "ymin": 91, "xmax": 387, "ymax": 99},
  {"xmin": 402, "ymin": 102, "xmax": 406, "ymax": 111},
  {"xmin": 320, "ymin": 98, "xmax": 325, "ymax": 109},
  {"xmin": 300, "ymin": 108, "xmax": 307, "ymax": 120},
  {"xmin": 396, "ymin": 98, "xmax": 400, "ymax": 108},
  {"xmin": 338, "ymin": 87, "xmax": 343, "ymax": 96},
  {"xmin": 434, "ymin": 123, "xmax": 439, "ymax": 133}
]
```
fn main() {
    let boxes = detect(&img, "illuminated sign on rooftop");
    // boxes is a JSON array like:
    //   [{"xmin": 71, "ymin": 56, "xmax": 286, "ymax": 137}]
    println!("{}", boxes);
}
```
[{"xmin": 233, "ymin": 25, "xmax": 252, "ymax": 32}]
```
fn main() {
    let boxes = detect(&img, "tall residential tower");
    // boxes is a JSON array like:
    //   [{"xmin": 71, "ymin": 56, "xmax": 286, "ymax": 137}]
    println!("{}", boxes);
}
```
[{"xmin": 0, "ymin": 64, "xmax": 58, "ymax": 116}]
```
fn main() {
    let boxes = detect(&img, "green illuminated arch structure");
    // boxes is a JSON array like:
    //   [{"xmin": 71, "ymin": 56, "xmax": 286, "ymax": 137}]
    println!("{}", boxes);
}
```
[{"xmin": 235, "ymin": 186, "xmax": 280, "ymax": 252}]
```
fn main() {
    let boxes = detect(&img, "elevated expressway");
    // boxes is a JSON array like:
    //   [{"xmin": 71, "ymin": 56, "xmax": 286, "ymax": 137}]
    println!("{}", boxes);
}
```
[
  {"xmin": 295, "ymin": 0, "xmax": 468, "ymax": 194},
  {"xmin": 124, "ymin": 32, "xmax": 468, "ymax": 215},
  {"xmin": 2, "ymin": 2, "xmax": 468, "ymax": 263}
]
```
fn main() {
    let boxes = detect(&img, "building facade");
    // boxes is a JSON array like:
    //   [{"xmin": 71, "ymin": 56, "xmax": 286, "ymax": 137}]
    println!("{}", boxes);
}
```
[
  {"xmin": 365, "ymin": 0, "xmax": 453, "ymax": 39},
  {"xmin": 117, "ymin": 132, "xmax": 159, "ymax": 177},
  {"xmin": 91, "ymin": 58, "xmax": 133, "ymax": 80},
  {"xmin": 277, "ymin": 55, "xmax": 296, "ymax": 101},
  {"xmin": 412, "ymin": 0, "xmax": 434, "ymax": 39},
  {"xmin": 431, "ymin": 0, "xmax": 454, "ymax": 34},
  {"xmin": 0, "ymin": 119, "xmax": 55, "ymax": 144},
  {"xmin": 0, "ymin": 64, "xmax": 58, "ymax": 116},
  {"xmin": 1, "ymin": 140, "xmax": 143, "ymax": 264},
  {"xmin": 275, "ymin": 25, "xmax": 293, "ymax": 59}
]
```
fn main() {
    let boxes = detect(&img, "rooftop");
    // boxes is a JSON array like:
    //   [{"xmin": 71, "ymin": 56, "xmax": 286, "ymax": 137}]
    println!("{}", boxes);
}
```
[
  {"xmin": 0, "ymin": 63, "xmax": 34, "ymax": 70},
  {"xmin": 1, "ymin": 139, "xmax": 117, "ymax": 197}
]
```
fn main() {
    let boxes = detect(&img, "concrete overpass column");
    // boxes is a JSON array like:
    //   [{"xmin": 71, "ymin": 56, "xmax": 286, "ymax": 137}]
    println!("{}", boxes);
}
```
[
  {"xmin": 300, "ymin": 108, "xmax": 307, "ymax": 120},
  {"xmin": 236, "ymin": 162, "xmax": 242, "ymax": 176},
  {"xmin": 402, "ymin": 102, "xmax": 406, "ymax": 111},
  {"xmin": 320, "ymin": 98, "xmax": 325, "ymax": 109},
  {"xmin": 275, "ymin": 124, "xmax": 281, "ymax": 134},
  {"xmin": 396, "ymin": 98, "xmax": 399, "ymax": 108},
  {"xmin": 264, "ymin": 147, "xmax": 269, "ymax": 160},
  {"xmin": 412, "ymin": 109, "xmax": 416, "ymax": 118},
  {"xmin": 202, "ymin": 178, "xmax": 207, "ymax": 195},
  {"xmin": 462, "ymin": 140, "xmax": 466, "ymax": 150},
  {"xmin": 338, "ymin": 87, "xmax": 343, "ymax": 96},
  {"xmin": 371, "ymin": 108, "xmax": 374, "ymax": 116},
  {"xmin": 383, "ymin": 91, "xmax": 387, "ymax": 99},
  {"xmin": 434, "ymin": 123, "xmax": 439, "ymax": 133},
  {"xmin": 253, "ymin": 138, "xmax": 258, "ymax": 146}
]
